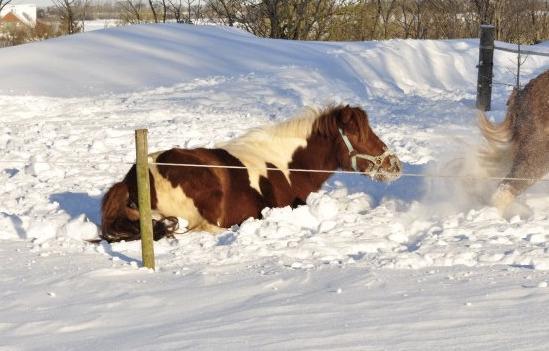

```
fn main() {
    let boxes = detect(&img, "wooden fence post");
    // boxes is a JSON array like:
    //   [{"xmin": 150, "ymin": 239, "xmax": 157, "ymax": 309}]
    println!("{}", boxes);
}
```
[
  {"xmin": 135, "ymin": 129, "xmax": 155, "ymax": 270},
  {"xmin": 476, "ymin": 24, "xmax": 495, "ymax": 111}
]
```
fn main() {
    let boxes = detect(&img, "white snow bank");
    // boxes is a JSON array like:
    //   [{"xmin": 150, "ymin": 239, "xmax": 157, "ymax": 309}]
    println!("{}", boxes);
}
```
[{"xmin": 1, "ymin": 23, "xmax": 547, "ymax": 98}]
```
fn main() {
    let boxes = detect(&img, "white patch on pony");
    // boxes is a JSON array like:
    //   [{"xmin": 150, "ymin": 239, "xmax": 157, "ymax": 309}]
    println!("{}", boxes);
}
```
[
  {"xmin": 218, "ymin": 107, "xmax": 320, "ymax": 193},
  {"xmin": 148, "ymin": 152, "xmax": 207, "ymax": 229}
]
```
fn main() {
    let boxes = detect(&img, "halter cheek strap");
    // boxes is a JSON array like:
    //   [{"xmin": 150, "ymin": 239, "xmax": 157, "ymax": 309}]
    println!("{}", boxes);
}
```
[{"xmin": 338, "ymin": 128, "xmax": 396, "ymax": 174}]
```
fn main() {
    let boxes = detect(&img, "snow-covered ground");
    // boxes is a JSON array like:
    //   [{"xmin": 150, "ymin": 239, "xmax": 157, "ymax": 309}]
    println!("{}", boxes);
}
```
[
  {"xmin": 83, "ymin": 19, "xmax": 119, "ymax": 32},
  {"xmin": 1, "ymin": 24, "xmax": 548, "ymax": 349}
]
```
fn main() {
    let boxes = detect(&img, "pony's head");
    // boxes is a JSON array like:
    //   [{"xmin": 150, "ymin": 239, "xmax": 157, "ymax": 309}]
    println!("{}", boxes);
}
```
[
  {"xmin": 100, "ymin": 166, "xmax": 177, "ymax": 242},
  {"xmin": 333, "ymin": 105, "xmax": 401, "ymax": 181},
  {"xmin": 100, "ymin": 180, "xmax": 141, "ymax": 242}
]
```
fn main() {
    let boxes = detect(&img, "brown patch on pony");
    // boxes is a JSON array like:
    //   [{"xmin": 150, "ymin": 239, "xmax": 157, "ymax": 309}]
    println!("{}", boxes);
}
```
[
  {"xmin": 259, "ymin": 162, "xmax": 295, "ymax": 207},
  {"xmin": 156, "ymin": 148, "xmax": 224, "ymax": 227},
  {"xmin": 156, "ymin": 148, "xmax": 266, "ymax": 228}
]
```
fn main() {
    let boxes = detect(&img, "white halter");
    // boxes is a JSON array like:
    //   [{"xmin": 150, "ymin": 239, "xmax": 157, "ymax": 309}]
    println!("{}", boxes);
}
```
[{"xmin": 338, "ymin": 128, "xmax": 397, "ymax": 175}]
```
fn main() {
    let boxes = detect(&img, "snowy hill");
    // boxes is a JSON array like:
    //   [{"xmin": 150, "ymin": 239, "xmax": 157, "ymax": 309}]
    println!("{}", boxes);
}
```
[
  {"xmin": 1, "ymin": 24, "xmax": 549, "ymax": 350},
  {"xmin": 1, "ymin": 23, "xmax": 547, "ymax": 98}
]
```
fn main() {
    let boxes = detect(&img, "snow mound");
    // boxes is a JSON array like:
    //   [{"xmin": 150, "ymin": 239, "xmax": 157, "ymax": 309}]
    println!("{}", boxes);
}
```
[{"xmin": 1, "ymin": 23, "xmax": 547, "ymax": 98}]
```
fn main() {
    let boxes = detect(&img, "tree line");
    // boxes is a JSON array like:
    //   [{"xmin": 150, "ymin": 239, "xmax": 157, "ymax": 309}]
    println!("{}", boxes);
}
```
[
  {"xmin": 118, "ymin": 0, "xmax": 549, "ymax": 44},
  {"xmin": 1, "ymin": 0, "xmax": 548, "ymax": 47}
]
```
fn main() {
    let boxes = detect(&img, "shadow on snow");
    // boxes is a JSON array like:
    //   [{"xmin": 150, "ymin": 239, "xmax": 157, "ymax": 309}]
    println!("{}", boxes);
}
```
[{"xmin": 50, "ymin": 192, "xmax": 102, "ymax": 225}]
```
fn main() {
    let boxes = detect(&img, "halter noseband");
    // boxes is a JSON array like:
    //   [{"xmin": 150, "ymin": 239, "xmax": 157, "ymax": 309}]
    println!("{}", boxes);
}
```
[{"xmin": 338, "ymin": 128, "xmax": 397, "ymax": 175}]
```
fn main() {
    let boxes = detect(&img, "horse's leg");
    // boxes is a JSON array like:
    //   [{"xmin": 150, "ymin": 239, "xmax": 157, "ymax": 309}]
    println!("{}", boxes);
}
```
[{"xmin": 492, "ymin": 140, "xmax": 549, "ymax": 216}]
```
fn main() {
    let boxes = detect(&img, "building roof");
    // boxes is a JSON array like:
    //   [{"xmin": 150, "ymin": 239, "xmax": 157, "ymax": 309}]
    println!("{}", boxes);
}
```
[{"xmin": 0, "ymin": 4, "xmax": 36, "ymax": 27}]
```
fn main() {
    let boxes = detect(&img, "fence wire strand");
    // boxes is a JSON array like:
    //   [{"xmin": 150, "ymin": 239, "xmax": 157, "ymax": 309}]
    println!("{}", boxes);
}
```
[{"xmin": 1, "ymin": 159, "xmax": 548, "ymax": 183}]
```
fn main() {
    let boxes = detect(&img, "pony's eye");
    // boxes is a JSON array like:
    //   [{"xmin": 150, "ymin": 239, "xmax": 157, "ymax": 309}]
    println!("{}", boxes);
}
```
[{"xmin": 128, "ymin": 201, "xmax": 137, "ymax": 209}]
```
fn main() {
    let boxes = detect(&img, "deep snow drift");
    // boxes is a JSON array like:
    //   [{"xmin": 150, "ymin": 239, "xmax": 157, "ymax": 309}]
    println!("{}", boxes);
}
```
[{"xmin": 1, "ymin": 24, "xmax": 549, "ymax": 350}]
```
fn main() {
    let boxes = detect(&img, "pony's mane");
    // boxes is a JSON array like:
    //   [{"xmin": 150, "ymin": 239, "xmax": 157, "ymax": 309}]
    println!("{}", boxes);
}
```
[
  {"xmin": 215, "ymin": 105, "xmax": 347, "ymax": 192},
  {"xmin": 217, "ymin": 105, "xmax": 343, "ymax": 148}
]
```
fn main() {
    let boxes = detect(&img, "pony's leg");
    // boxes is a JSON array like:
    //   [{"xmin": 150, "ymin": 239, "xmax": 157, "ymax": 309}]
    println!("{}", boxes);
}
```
[
  {"xmin": 492, "ymin": 143, "xmax": 549, "ymax": 216},
  {"xmin": 492, "ymin": 183, "xmax": 520, "ymax": 215}
]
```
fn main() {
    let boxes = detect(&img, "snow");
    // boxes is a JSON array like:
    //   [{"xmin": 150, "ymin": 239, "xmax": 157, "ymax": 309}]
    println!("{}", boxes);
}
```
[
  {"xmin": 83, "ymin": 19, "xmax": 119, "ymax": 32},
  {"xmin": 1, "ymin": 23, "xmax": 549, "ymax": 349}
]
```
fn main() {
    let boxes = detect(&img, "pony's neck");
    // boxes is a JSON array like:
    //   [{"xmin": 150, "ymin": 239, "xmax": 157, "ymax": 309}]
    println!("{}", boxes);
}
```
[
  {"xmin": 288, "ymin": 133, "xmax": 340, "ymax": 197},
  {"xmin": 219, "ymin": 107, "xmax": 342, "ymax": 196}
]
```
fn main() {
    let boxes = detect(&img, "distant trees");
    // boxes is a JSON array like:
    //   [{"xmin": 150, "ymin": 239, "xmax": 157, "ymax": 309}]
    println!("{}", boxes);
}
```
[
  {"xmin": 1, "ymin": 0, "xmax": 548, "ymax": 48},
  {"xmin": 118, "ymin": 0, "xmax": 202, "ymax": 23},
  {"xmin": 203, "ymin": 0, "xmax": 549, "ymax": 43},
  {"xmin": 332, "ymin": 0, "xmax": 549, "ymax": 43},
  {"xmin": 118, "ymin": 0, "xmax": 147, "ymax": 23},
  {"xmin": 205, "ymin": 0, "xmax": 338, "ymax": 39},
  {"xmin": 51, "ymin": 0, "xmax": 84, "ymax": 34},
  {"xmin": 206, "ymin": 0, "xmax": 239, "ymax": 26},
  {"xmin": 109, "ymin": 0, "xmax": 549, "ymax": 44}
]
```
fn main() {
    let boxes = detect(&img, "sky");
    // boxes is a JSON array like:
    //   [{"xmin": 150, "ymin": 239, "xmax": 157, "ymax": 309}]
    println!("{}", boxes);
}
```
[{"xmin": 10, "ymin": 0, "xmax": 54, "ymax": 6}]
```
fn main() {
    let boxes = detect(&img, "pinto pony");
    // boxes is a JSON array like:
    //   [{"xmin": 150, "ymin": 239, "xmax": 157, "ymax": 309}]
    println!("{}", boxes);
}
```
[
  {"xmin": 479, "ymin": 69, "xmax": 549, "ymax": 216},
  {"xmin": 101, "ymin": 105, "xmax": 402, "ymax": 242}
]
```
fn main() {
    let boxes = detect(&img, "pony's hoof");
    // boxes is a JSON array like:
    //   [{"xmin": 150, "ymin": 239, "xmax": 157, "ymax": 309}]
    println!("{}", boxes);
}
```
[
  {"xmin": 502, "ymin": 201, "xmax": 533, "ymax": 221},
  {"xmin": 491, "ymin": 185, "xmax": 515, "ymax": 215}
]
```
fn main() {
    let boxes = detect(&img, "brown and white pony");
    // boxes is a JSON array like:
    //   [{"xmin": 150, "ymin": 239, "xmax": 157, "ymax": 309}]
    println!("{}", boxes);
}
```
[
  {"xmin": 479, "ymin": 69, "xmax": 549, "ymax": 216},
  {"xmin": 100, "ymin": 105, "xmax": 402, "ymax": 242}
]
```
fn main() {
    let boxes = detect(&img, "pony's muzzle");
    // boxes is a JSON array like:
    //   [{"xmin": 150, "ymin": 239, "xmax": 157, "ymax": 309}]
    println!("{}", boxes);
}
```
[
  {"xmin": 386, "ymin": 155, "xmax": 402, "ymax": 176},
  {"xmin": 370, "ymin": 153, "xmax": 401, "ymax": 182}
]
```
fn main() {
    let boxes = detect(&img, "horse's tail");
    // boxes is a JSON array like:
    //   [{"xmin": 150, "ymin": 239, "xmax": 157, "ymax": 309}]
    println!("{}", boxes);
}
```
[
  {"xmin": 477, "ymin": 111, "xmax": 513, "ymax": 145},
  {"xmin": 477, "ymin": 105, "xmax": 515, "ymax": 175}
]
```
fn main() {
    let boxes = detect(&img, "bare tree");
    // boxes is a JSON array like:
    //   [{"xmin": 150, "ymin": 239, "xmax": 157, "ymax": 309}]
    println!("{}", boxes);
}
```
[
  {"xmin": 53, "ymin": 0, "xmax": 82, "ymax": 34},
  {"xmin": 118, "ymin": 0, "xmax": 146, "ymax": 23},
  {"xmin": 466, "ymin": 0, "xmax": 549, "ymax": 44},
  {"xmin": 80, "ymin": 0, "xmax": 90, "ymax": 31},
  {"xmin": 470, "ymin": 0, "xmax": 492, "ymax": 24},
  {"xmin": 184, "ymin": 0, "xmax": 202, "ymax": 23},
  {"xmin": 248, "ymin": 0, "xmax": 339, "ymax": 39},
  {"xmin": 148, "ymin": 0, "xmax": 158, "ymax": 22},
  {"xmin": 159, "ymin": 0, "xmax": 168, "ymax": 22},
  {"xmin": 304, "ymin": 0, "xmax": 337, "ymax": 40},
  {"xmin": 167, "ymin": 0, "xmax": 184, "ymax": 22},
  {"xmin": 380, "ymin": 0, "xmax": 397, "ymax": 39},
  {"xmin": 207, "ymin": 0, "xmax": 241, "ymax": 26},
  {"xmin": 207, "ymin": 0, "xmax": 338, "ymax": 40},
  {"xmin": 0, "ymin": 0, "xmax": 12, "ymax": 13}
]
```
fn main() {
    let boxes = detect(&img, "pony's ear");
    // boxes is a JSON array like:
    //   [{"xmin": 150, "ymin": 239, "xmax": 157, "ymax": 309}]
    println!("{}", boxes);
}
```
[{"xmin": 339, "ymin": 106, "xmax": 354, "ymax": 125}]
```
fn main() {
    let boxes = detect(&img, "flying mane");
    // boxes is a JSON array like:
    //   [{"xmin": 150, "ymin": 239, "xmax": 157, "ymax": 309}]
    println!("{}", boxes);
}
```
[{"xmin": 218, "ymin": 105, "xmax": 351, "ymax": 191}]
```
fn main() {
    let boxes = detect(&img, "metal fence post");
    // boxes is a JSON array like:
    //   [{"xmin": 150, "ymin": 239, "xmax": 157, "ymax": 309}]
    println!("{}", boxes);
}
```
[
  {"xmin": 476, "ymin": 24, "xmax": 495, "ymax": 111},
  {"xmin": 135, "ymin": 129, "xmax": 155, "ymax": 270}
]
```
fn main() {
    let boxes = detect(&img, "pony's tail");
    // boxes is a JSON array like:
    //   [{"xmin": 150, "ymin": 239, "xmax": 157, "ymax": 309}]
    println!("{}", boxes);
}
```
[{"xmin": 477, "ymin": 108, "xmax": 514, "ymax": 175}]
